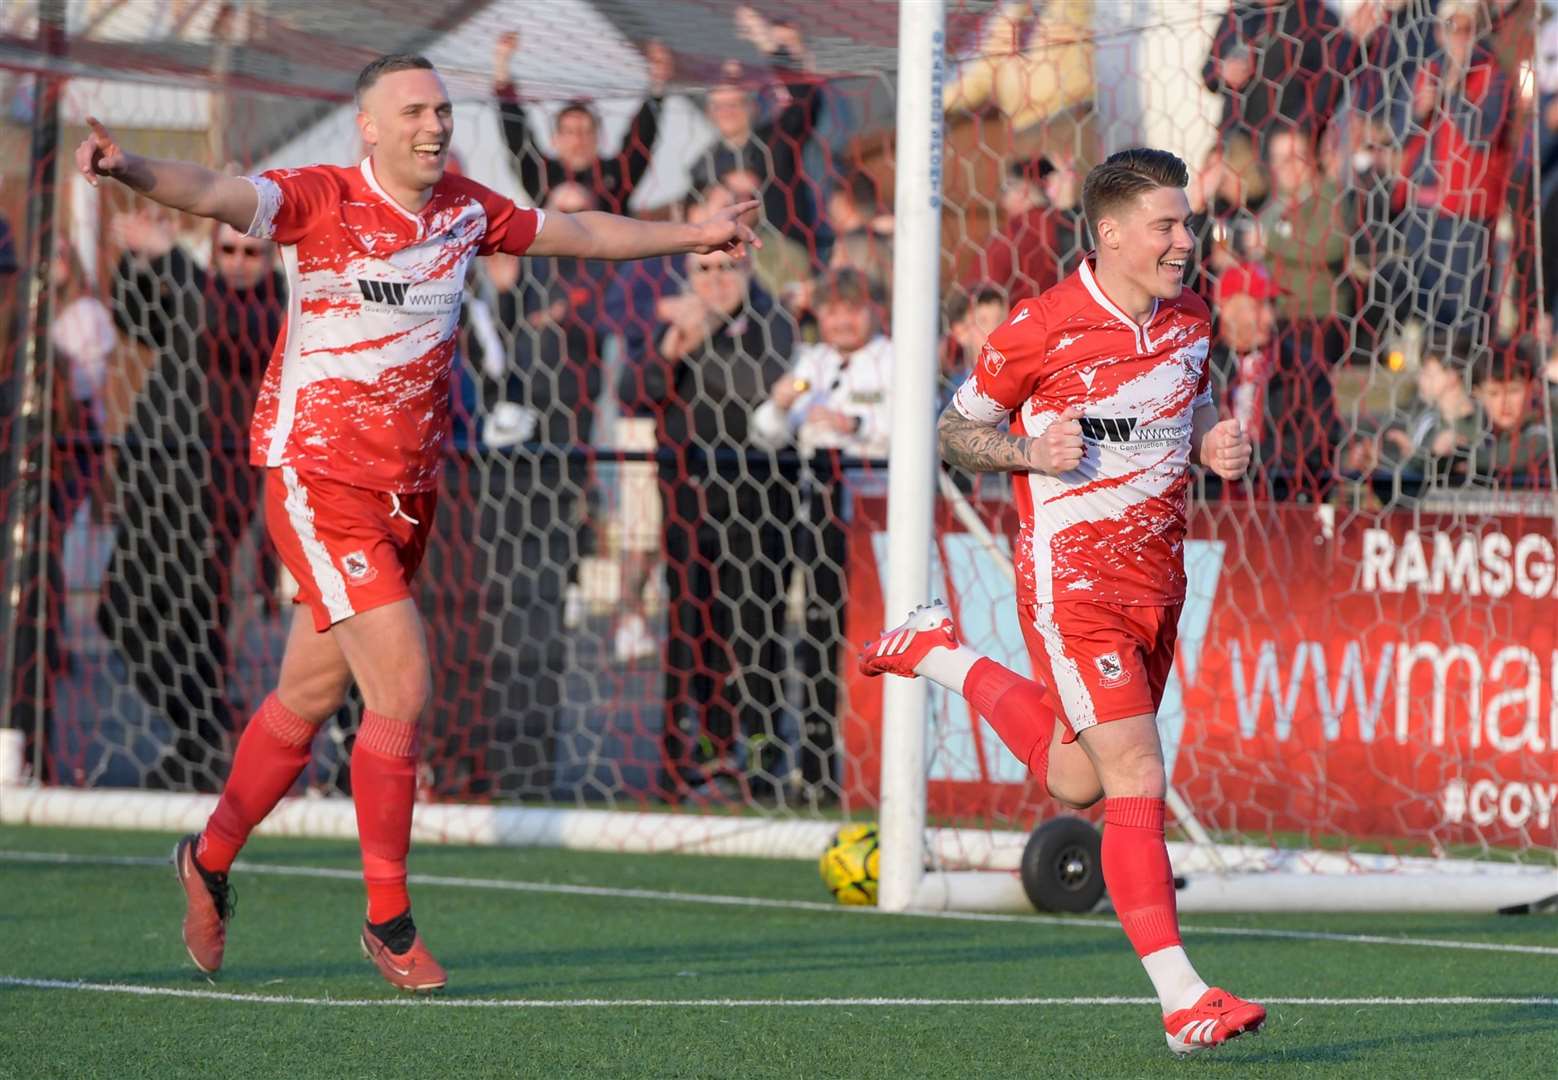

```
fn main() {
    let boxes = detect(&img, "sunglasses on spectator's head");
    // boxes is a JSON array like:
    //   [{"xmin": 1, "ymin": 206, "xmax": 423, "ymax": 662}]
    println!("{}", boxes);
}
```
[{"xmin": 220, "ymin": 243, "xmax": 270, "ymax": 258}]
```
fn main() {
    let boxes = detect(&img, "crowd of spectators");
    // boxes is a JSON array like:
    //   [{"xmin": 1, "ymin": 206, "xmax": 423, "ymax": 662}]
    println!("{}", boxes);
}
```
[{"xmin": 12, "ymin": 0, "xmax": 1557, "ymax": 804}]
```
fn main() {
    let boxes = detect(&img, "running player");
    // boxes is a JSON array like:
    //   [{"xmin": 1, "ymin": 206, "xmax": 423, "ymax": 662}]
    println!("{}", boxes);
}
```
[
  {"xmin": 861, "ymin": 148, "xmax": 1264, "ymax": 1053},
  {"xmin": 76, "ymin": 53, "xmax": 757, "ymax": 992}
]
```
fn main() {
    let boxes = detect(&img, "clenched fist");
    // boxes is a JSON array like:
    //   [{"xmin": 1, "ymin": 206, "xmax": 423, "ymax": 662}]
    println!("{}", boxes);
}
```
[
  {"xmin": 1199, "ymin": 417, "xmax": 1252, "ymax": 480},
  {"xmin": 1027, "ymin": 405, "xmax": 1086, "ymax": 475}
]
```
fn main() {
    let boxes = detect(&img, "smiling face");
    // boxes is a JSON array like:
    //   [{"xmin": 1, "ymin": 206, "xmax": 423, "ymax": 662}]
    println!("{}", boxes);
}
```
[
  {"xmin": 818, "ymin": 296, "xmax": 873, "ymax": 354},
  {"xmin": 357, "ymin": 66, "xmax": 454, "ymax": 202},
  {"xmin": 1096, "ymin": 184, "xmax": 1195, "ymax": 303}
]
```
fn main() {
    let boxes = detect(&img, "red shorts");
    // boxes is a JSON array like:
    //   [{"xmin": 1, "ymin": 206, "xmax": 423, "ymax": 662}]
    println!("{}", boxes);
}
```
[
  {"xmin": 1019, "ymin": 600, "xmax": 1182, "ymax": 743},
  {"xmin": 264, "ymin": 467, "xmax": 437, "ymax": 632}
]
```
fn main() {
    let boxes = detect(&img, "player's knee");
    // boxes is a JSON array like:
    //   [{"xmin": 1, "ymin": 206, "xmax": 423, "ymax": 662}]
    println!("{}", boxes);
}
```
[
  {"xmin": 277, "ymin": 675, "xmax": 351, "ymax": 726},
  {"xmin": 1100, "ymin": 749, "xmax": 1167, "ymax": 799},
  {"xmin": 1049, "ymin": 784, "xmax": 1103, "ymax": 811},
  {"xmin": 371, "ymin": 666, "xmax": 431, "ymax": 722},
  {"xmin": 1047, "ymin": 771, "xmax": 1104, "ymax": 810}
]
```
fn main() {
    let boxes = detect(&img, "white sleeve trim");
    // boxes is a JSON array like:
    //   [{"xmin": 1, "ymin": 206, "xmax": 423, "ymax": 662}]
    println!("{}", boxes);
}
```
[
  {"xmin": 951, "ymin": 378, "xmax": 1010, "ymax": 425},
  {"xmin": 244, "ymin": 175, "xmax": 282, "ymax": 240}
]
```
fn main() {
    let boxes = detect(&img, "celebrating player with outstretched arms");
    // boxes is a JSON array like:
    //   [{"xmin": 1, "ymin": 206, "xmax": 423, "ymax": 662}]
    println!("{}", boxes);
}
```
[
  {"xmin": 861, "ymin": 148, "xmax": 1262, "ymax": 1054},
  {"xmin": 77, "ymin": 53, "xmax": 756, "ymax": 993}
]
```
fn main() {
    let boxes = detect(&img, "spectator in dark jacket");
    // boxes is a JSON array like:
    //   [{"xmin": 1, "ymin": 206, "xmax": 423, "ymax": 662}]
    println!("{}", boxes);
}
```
[
  {"xmin": 621, "ymin": 205, "xmax": 799, "ymax": 803},
  {"xmin": 690, "ymin": 33, "xmax": 827, "ymax": 264},
  {"xmin": 1202, "ymin": 0, "xmax": 1346, "ymax": 148},
  {"xmin": 1344, "ymin": 112, "xmax": 1414, "ymax": 360},
  {"xmin": 1333, "ymin": 0, "xmax": 1439, "ymax": 142},
  {"xmin": 1396, "ymin": 1, "xmax": 1517, "ymax": 338},
  {"xmin": 433, "ymin": 189, "xmax": 610, "ymax": 799},
  {"xmin": 492, "ymin": 30, "xmax": 672, "ymax": 214},
  {"xmin": 101, "ymin": 210, "xmax": 284, "ymax": 792}
]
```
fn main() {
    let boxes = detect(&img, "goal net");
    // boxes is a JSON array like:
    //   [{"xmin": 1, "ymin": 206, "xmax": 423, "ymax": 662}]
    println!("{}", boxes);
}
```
[{"xmin": 1, "ymin": 0, "xmax": 1553, "ymax": 912}]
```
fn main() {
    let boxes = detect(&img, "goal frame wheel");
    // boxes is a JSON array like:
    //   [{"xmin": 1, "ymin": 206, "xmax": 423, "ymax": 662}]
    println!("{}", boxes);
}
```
[{"xmin": 1019, "ymin": 816, "xmax": 1105, "ymax": 913}]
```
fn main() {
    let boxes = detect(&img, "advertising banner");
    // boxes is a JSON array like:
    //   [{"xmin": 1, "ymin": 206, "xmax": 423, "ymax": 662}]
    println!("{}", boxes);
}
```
[{"xmin": 842, "ymin": 498, "xmax": 1558, "ymax": 850}]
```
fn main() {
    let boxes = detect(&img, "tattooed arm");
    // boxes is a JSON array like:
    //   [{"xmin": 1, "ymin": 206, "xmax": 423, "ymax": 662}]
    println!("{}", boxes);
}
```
[
  {"xmin": 938, "ymin": 404, "xmax": 1031, "ymax": 472},
  {"xmin": 937, "ymin": 401, "xmax": 1085, "ymax": 475}
]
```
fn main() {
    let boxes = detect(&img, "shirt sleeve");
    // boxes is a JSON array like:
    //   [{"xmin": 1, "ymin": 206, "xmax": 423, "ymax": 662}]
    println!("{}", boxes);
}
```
[
  {"xmin": 476, "ymin": 191, "xmax": 544, "ymax": 257},
  {"xmin": 950, "ymin": 299, "xmax": 1047, "ymax": 424},
  {"xmin": 244, "ymin": 167, "xmax": 340, "ymax": 245},
  {"xmin": 1193, "ymin": 339, "xmax": 1214, "ymax": 410},
  {"xmin": 1189, "ymin": 302, "xmax": 1215, "ymax": 409}
]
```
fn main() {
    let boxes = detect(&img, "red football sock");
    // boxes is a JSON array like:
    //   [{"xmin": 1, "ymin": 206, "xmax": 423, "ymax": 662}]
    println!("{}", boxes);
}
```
[
  {"xmin": 197, "ymin": 694, "xmax": 317, "ymax": 873},
  {"xmin": 1102, "ymin": 796, "xmax": 1181, "ymax": 958},
  {"xmin": 352, "ymin": 710, "xmax": 419, "ymax": 925},
  {"xmin": 962, "ymin": 658, "xmax": 1056, "ymax": 792}
]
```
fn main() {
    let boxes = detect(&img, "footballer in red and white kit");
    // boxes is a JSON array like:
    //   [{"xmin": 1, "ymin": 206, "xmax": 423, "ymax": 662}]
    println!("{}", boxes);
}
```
[
  {"xmin": 243, "ymin": 160, "xmax": 542, "ymax": 629},
  {"xmin": 862, "ymin": 149, "xmax": 1259, "ymax": 1053},
  {"xmin": 77, "ymin": 50, "xmax": 760, "ymax": 993},
  {"xmin": 951, "ymin": 255, "xmax": 1212, "ymax": 740}
]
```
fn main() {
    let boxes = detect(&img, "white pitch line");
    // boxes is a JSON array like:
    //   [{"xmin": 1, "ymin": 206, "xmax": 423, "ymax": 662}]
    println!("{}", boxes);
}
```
[
  {"xmin": 1, "ymin": 979, "xmax": 1555, "ymax": 1009},
  {"xmin": 3, "ymin": 849, "xmax": 1556, "ymax": 959}
]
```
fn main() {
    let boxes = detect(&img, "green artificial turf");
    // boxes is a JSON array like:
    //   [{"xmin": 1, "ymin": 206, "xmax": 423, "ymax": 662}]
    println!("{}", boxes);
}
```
[{"xmin": 1, "ymin": 825, "xmax": 1553, "ymax": 1079}]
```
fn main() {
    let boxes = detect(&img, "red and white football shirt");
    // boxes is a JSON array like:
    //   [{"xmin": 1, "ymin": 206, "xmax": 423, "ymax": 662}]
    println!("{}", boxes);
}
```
[
  {"xmin": 243, "ymin": 159, "xmax": 543, "ymax": 492},
  {"xmin": 951, "ymin": 256, "xmax": 1213, "ymax": 608}
]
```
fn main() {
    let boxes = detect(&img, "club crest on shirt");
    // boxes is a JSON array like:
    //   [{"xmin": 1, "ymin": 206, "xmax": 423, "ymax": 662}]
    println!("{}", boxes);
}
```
[
  {"xmin": 1179, "ymin": 335, "xmax": 1209, "ymax": 377},
  {"xmin": 1093, "ymin": 651, "xmax": 1131, "ymax": 687},
  {"xmin": 981, "ymin": 342, "xmax": 1008, "ymax": 376},
  {"xmin": 340, "ymin": 549, "xmax": 378, "ymax": 586}
]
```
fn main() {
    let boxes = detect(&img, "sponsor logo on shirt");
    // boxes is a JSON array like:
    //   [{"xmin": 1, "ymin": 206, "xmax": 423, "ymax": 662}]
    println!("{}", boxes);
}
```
[
  {"xmin": 1079, "ymin": 416, "xmax": 1192, "ymax": 446},
  {"xmin": 356, "ymin": 279, "xmax": 462, "ymax": 314},
  {"xmin": 1079, "ymin": 416, "xmax": 1139, "ymax": 442},
  {"xmin": 358, "ymin": 279, "xmax": 409, "ymax": 305}
]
